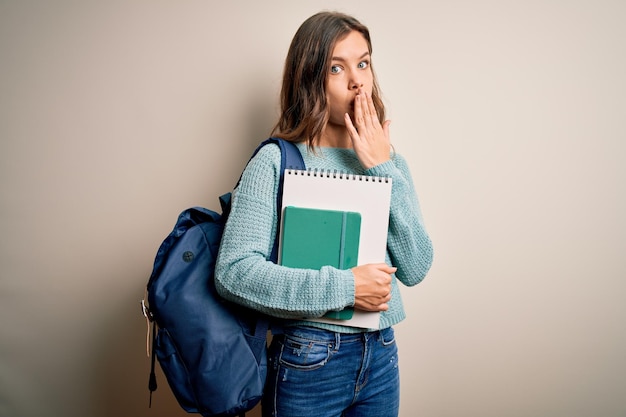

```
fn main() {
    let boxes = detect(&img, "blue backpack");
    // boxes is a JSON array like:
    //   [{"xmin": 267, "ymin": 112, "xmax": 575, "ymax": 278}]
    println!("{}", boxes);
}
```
[{"xmin": 143, "ymin": 138, "xmax": 305, "ymax": 417}]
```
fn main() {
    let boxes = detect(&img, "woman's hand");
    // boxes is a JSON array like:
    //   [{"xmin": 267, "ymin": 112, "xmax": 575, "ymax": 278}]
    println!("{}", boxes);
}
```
[
  {"xmin": 344, "ymin": 90, "xmax": 392, "ymax": 169},
  {"xmin": 351, "ymin": 263, "xmax": 396, "ymax": 312}
]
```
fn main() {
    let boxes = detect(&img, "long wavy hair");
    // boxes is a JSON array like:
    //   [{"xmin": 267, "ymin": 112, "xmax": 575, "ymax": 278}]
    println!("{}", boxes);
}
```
[{"xmin": 272, "ymin": 12, "xmax": 386, "ymax": 148}]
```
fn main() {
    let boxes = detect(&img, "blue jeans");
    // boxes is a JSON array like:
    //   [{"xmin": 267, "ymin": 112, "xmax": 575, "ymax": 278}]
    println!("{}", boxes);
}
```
[{"xmin": 262, "ymin": 326, "xmax": 400, "ymax": 417}]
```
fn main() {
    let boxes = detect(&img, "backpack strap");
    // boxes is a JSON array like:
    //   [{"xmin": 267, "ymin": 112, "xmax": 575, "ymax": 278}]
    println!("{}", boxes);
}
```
[
  {"xmin": 234, "ymin": 138, "xmax": 305, "ymax": 263},
  {"xmin": 242, "ymin": 138, "xmax": 305, "ymax": 349},
  {"xmin": 264, "ymin": 138, "xmax": 305, "ymax": 262}
]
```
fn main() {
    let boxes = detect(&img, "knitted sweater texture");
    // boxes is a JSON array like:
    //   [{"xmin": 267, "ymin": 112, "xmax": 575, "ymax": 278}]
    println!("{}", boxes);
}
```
[{"xmin": 215, "ymin": 142, "xmax": 433, "ymax": 333}]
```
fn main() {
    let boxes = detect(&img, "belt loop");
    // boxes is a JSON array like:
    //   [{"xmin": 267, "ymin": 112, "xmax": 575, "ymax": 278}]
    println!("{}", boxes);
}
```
[
  {"xmin": 366, "ymin": 329, "xmax": 379, "ymax": 343},
  {"xmin": 335, "ymin": 331, "xmax": 341, "ymax": 351}
]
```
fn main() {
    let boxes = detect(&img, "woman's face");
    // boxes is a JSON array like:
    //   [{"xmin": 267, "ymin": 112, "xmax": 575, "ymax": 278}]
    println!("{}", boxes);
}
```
[{"xmin": 326, "ymin": 30, "xmax": 374, "ymax": 128}]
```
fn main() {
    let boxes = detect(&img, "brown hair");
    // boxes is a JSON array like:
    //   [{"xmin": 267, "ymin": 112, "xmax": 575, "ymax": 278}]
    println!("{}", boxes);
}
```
[{"xmin": 272, "ymin": 11, "xmax": 386, "ymax": 148}]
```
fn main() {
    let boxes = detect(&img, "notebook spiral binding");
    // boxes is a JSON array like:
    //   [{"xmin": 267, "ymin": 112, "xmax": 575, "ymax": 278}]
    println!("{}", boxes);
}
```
[{"xmin": 285, "ymin": 168, "xmax": 390, "ymax": 183}]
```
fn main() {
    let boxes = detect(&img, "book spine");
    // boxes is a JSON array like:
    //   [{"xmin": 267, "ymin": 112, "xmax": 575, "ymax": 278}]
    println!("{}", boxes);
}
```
[{"xmin": 339, "ymin": 211, "xmax": 348, "ymax": 270}]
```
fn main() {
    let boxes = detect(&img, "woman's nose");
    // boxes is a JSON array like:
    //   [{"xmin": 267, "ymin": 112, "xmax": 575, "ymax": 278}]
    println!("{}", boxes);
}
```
[
  {"xmin": 349, "ymin": 72, "xmax": 364, "ymax": 90},
  {"xmin": 350, "ymin": 80, "xmax": 363, "ymax": 90},
  {"xmin": 350, "ymin": 82, "xmax": 363, "ymax": 90}
]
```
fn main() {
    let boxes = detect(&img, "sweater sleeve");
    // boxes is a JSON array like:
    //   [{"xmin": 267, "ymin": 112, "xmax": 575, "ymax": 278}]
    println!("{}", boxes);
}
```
[
  {"xmin": 214, "ymin": 144, "xmax": 356, "ymax": 319},
  {"xmin": 367, "ymin": 154, "xmax": 433, "ymax": 286}
]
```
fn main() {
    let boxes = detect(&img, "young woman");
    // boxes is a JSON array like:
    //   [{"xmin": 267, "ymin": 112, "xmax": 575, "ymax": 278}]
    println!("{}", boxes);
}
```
[{"xmin": 215, "ymin": 11, "xmax": 433, "ymax": 417}]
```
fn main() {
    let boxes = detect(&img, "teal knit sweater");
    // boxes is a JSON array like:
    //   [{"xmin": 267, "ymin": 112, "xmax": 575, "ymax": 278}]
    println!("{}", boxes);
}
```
[{"xmin": 215, "ymin": 142, "xmax": 433, "ymax": 333}]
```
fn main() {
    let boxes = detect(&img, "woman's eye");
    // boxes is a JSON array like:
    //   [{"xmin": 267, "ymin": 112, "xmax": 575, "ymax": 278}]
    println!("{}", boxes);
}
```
[
  {"xmin": 330, "ymin": 65, "xmax": 342, "ymax": 74},
  {"xmin": 358, "ymin": 61, "xmax": 369, "ymax": 69}
]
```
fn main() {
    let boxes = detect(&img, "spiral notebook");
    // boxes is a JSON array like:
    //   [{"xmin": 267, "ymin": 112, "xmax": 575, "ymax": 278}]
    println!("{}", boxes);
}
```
[{"xmin": 279, "ymin": 168, "xmax": 393, "ymax": 329}]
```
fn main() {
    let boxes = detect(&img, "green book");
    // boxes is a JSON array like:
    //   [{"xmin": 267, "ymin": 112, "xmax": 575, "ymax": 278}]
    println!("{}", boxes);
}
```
[{"xmin": 281, "ymin": 206, "xmax": 361, "ymax": 320}]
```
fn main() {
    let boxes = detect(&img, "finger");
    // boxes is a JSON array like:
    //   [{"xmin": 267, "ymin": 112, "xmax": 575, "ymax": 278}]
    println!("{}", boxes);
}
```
[
  {"xmin": 374, "ymin": 263, "xmax": 397, "ymax": 274},
  {"xmin": 362, "ymin": 304, "xmax": 388, "ymax": 313},
  {"xmin": 360, "ymin": 301, "xmax": 389, "ymax": 312},
  {"xmin": 356, "ymin": 92, "xmax": 371, "ymax": 128},
  {"xmin": 365, "ymin": 91, "xmax": 378, "ymax": 119},
  {"xmin": 361, "ymin": 91, "xmax": 379, "ymax": 129},
  {"xmin": 344, "ymin": 113, "xmax": 359, "ymax": 139},
  {"xmin": 354, "ymin": 93, "xmax": 366, "ymax": 128}
]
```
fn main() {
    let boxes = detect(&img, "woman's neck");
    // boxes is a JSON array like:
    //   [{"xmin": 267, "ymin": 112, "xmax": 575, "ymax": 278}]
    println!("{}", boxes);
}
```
[{"xmin": 318, "ymin": 124, "xmax": 353, "ymax": 148}]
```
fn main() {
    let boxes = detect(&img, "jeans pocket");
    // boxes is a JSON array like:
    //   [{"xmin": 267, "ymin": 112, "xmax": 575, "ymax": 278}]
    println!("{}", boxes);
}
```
[{"xmin": 278, "ymin": 335, "xmax": 332, "ymax": 370}]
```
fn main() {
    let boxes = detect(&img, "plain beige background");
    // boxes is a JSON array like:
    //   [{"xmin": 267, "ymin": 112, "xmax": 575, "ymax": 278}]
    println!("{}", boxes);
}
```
[{"xmin": 1, "ymin": 1, "xmax": 624, "ymax": 416}]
